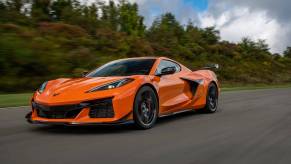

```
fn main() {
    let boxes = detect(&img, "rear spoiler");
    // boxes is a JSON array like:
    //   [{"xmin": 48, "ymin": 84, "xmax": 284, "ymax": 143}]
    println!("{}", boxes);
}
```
[
  {"xmin": 202, "ymin": 63, "xmax": 219, "ymax": 70},
  {"xmin": 193, "ymin": 64, "xmax": 219, "ymax": 71}
]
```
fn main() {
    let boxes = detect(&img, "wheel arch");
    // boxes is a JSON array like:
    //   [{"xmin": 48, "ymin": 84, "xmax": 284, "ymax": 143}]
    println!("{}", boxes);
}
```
[
  {"xmin": 137, "ymin": 83, "xmax": 159, "ymax": 109},
  {"xmin": 208, "ymin": 80, "xmax": 219, "ymax": 97}
]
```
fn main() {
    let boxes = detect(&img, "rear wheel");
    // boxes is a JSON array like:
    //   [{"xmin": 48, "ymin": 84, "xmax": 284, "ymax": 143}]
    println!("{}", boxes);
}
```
[
  {"xmin": 133, "ymin": 86, "xmax": 158, "ymax": 129},
  {"xmin": 203, "ymin": 83, "xmax": 218, "ymax": 113}
]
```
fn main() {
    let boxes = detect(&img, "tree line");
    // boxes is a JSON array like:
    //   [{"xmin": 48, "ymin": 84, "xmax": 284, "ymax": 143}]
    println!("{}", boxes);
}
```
[{"xmin": 0, "ymin": 0, "xmax": 290, "ymax": 92}]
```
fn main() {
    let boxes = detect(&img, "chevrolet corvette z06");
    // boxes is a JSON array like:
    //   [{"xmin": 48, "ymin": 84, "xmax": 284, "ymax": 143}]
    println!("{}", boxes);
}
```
[{"xmin": 26, "ymin": 57, "xmax": 219, "ymax": 129}]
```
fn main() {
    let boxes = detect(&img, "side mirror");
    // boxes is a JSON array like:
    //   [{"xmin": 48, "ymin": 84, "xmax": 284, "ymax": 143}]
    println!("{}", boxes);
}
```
[
  {"xmin": 157, "ymin": 67, "xmax": 176, "ymax": 76},
  {"xmin": 82, "ymin": 71, "xmax": 89, "ymax": 77}
]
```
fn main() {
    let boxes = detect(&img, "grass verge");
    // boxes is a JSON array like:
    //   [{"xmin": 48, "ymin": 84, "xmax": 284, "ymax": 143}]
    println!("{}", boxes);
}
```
[
  {"xmin": 221, "ymin": 83, "xmax": 291, "ymax": 91},
  {"xmin": 0, "ymin": 84, "xmax": 291, "ymax": 108},
  {"xmin": 0, "ymin": 93, "xmax": 32, "ymax": 108}
]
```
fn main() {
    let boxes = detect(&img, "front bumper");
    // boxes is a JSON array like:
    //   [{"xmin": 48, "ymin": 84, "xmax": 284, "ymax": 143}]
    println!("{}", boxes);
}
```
[
  {"xmin": 26, "ymin": 111, "xmax": 133, "ymax": 126},
  {"xmin": 32, "ymin": 98, "xmax": 115, "ymax": 119},
  {"xmin": 27, "ymin": 89, "xmax": 136, "ymax": 125}
]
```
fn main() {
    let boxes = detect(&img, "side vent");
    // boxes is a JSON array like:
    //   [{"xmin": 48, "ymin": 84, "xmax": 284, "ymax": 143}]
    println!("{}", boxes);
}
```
[{"xmin": 180, "ymin": 78, "xmax": 200, "ymax": 98}]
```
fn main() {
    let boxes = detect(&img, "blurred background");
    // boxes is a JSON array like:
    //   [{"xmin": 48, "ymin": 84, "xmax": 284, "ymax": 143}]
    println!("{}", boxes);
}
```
[{"xmin": 0, "ymin": 0, "xmax": 291, "ymax": 94}]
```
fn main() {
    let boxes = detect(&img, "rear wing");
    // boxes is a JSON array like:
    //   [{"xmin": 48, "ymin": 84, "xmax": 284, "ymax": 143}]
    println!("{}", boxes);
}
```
[
  {"xmin": 193, "ymin": 64, "xmax": 219, "ymax": 71},
  {"xmin": 203, "ymin": 64, "xmax": 219, "ymax": 70}
]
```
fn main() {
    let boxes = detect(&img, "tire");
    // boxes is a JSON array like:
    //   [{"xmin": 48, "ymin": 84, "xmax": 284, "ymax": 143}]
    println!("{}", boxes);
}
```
[
  {"xmin": 133, "ymin": 86, "xmax": 159, "ymax": 129},
  {"xmin": 203, "ymin": 83, "xmax": 218, "ymax": 113}
]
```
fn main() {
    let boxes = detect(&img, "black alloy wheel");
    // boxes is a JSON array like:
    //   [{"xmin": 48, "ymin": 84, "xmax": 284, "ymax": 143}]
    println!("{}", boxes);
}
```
[
  {"xmin": 133, "ymin": 86, "xmax": 158, "ymax": 129},
  {"xmin": 203, "ymin": 83, "xmax": 218, "ymax": 113}
]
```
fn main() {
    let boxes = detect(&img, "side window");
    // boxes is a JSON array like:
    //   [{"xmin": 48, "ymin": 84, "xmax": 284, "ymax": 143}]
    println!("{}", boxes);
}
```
[{"xmin": 155, "ymin": 60, "xmax": 181, "ymax": 75}]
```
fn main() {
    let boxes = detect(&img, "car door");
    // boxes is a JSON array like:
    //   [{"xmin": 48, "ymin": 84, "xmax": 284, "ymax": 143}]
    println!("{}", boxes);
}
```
[{"xmin": 155, "ymin": 60, "xmax": 188, "ymax": 114}]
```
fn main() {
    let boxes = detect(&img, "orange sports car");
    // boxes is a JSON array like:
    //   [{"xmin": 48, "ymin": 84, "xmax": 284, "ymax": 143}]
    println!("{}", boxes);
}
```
[{"xmin": 26, "ymin": 57, "xmax": 219, "ymax": 129}]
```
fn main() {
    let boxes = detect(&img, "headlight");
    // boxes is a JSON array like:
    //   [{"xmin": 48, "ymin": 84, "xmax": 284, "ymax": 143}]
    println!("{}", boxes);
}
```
[
  {"xmin": 87, "ymin": 78, "xmax": 134, "ymax": 93},
  {"xmin": 38, "ymin": 81, "xmax": 48, "ymax": 93}
]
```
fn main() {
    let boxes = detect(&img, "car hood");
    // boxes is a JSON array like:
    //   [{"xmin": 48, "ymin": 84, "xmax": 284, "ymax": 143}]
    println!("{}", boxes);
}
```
[{"xmin": 34, "ymin": 76, "xmax": 129, "ymax": 104}]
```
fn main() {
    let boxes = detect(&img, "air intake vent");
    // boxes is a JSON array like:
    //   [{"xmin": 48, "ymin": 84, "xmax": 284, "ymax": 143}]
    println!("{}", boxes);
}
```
[
  {"xmin": 33, "ymin": 102, "xmax": 82, "ymax": 119},
  {"xmin": 87, "ymin": 98, "xmax": 114, "ymax": 118}
]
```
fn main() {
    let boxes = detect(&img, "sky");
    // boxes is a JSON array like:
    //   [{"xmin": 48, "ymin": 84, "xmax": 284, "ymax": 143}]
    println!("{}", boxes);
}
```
[{"xmin": 88, "ymin": 0, "xmax": 291, "ymax": 54}]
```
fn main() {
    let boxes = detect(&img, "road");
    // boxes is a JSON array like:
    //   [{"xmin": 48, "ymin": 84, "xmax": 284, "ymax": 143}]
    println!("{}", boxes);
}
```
[{"xmin": 1, "ymin": 88, "xmax": 291, "ymax": 164}]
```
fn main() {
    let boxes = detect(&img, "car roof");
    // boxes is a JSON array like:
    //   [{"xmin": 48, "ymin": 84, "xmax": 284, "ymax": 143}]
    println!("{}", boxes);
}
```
[{"xmin": 122, "ymin": 56, "xmax": 170, "ymax": 60}]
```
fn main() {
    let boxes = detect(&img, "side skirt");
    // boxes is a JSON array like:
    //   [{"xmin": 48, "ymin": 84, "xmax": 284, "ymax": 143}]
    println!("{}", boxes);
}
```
[{"xmin": 159, "ymin": 108, "xmax": 195, "ymax": 118}]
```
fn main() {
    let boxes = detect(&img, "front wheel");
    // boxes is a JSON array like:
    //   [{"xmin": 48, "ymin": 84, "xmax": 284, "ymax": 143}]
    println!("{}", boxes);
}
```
[
  {"xmin": 133, "ymin": 86, "xmax": 159, "ymax": 129},
  {"xmin": 203, "ymin": 83, "xmax": 218, "ymax": 113}
]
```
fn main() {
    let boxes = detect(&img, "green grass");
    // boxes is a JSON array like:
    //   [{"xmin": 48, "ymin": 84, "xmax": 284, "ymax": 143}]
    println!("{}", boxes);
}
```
[
  {"xmin": 0, "ymin": 84, "xmax": 291, "ymax": 108},
  {"xmin": 221, "ymin": 83, "xmax": 291, "ymax": 91},
  {"xmin": 0, "ymin": 93, "xmax": 32, "ymax": 108}
]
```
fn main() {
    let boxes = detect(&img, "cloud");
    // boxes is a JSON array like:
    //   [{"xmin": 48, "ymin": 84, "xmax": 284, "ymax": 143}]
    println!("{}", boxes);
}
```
[
  {"xmin": 84, "ymin": 0, "xmax": 291, "ymax": 53},
  {"xmin": 209, "ymin": 0, "xmax": 291, "ymax": 23},
  {"xmin": 201, "ymin": 0, "xmax": 291, "ymax": 53},
  {"xmin": 199, "ymin": 7, "xmax": 290, "ymax": 53}
]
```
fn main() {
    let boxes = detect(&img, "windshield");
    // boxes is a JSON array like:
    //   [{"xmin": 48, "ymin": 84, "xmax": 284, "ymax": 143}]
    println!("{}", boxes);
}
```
[{"xmin": 86, "ymin": 59, "xmax": 156, "ymax": 77}]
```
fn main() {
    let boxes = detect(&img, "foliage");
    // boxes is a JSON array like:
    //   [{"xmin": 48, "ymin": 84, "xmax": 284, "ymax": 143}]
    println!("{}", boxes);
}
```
[
  {"xmin": 0, "ymin": 0, "xmax": 290, "ymax": 92},
  {"xmin": 283, "ymin": 47, "xmax": 291, "ymax": 58}
]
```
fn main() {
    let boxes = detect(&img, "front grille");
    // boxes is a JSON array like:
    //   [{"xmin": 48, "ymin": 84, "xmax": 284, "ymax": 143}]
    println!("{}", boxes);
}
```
[
  {"xmin": 33, "ymin": 102, "xmax": 83, "ymax": 119},
  {"xmin": 32, "ymin": 97, "xmax": 114, "ymax": 119},
  {"xmin": 87, "ymin": 98, "xmax": 114, "ymax": 118}
]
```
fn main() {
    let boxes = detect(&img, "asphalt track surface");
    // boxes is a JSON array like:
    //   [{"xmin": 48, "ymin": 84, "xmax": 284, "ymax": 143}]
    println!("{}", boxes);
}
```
[{"xmin": 1, "ymin": 88, "xmax": 291, "ymax": 164}]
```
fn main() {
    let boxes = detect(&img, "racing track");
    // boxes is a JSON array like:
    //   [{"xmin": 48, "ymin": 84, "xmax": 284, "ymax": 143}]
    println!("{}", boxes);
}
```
[{"xmin": 0, "ymin": 88, "xmax": 291, "ymax": 164}]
